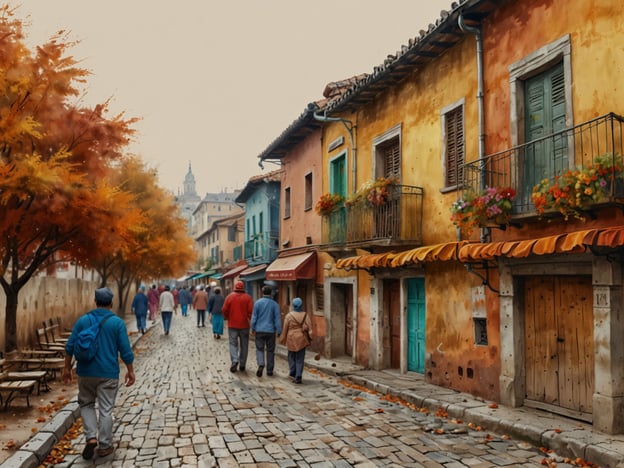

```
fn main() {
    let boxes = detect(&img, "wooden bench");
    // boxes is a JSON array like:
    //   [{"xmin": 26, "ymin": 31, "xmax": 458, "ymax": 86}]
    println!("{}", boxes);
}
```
[
  {"xmin": 0, "ymin": 358, "xmax": 49, "ymax": 395},
  {"xmin": 0, "ymin": 371, "xmax": 37, "ymax": 410},
  {"xmin": 44, "ymin": 320, "xmax": 69, "ymax": 345},
  {"xmin": 35, "ymin": 327, "xmax": 65, "ymax": 355}
]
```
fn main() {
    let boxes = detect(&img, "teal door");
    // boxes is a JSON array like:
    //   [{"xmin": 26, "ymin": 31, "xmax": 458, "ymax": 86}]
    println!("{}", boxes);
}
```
[
  {"xmin": 522, "ymin": 62, "xmax": 567, "ymax": 208},
  {"xmin": 407, "ymin": 278, "xmax": 425, "ymax": 373}
]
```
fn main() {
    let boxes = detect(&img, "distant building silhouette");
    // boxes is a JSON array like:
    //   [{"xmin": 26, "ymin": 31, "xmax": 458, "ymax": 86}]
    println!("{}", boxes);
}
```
[{"xmin": 174, "ymin": 162, "xmax": 201, "ymax": 232}]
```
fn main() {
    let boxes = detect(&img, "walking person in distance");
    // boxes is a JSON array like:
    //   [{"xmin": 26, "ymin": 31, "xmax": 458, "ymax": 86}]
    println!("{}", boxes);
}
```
[
  {"xmin": 178, "ymin": 285, "xmax": 192, "ymax": 317},
  {"xmin": 208, "ymin": 286, "xmax": 225, "ymax": 338},
  {"xmin": 131, "ymin": 285, "xmax": 148, "ymax": 334},
  {"xmin": 280, "ymin": 297, "xmax": 313, "ymax": 384},
  {"xmin": 62, "ymin": 287, "xmax": 135, "ymax": 460},
  {"xmin": 192, "ymin": 284, "xmax": 209, "ymax": 327},
  {"xmin": 251, "ymin": 284, "xmax": 282, "ymax": 377},
  {"xmin": 159, "ymin": 285, "xmax": 175, "ymax": 335},
  {"xmin": 222, "ymin": 280, "xmax": 253, "ymax": 372}
]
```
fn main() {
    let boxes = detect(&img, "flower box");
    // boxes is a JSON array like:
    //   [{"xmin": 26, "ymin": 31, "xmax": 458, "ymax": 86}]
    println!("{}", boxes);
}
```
[
  {"xmin": 531, "ymin": 154, "xmax": 622, "ymax": 220},
  {"xmin": 451, "ymin": 186, "xmax": 516, "ymax": 236}
]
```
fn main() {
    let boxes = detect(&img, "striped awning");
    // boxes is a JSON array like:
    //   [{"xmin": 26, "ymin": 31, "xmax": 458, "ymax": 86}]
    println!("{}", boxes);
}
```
[
  {"xmin": 336, "ymin": 241, "xmax": 469, "ymax": 270},
  {"xmin": 458, "ymin": 226, "xmax": 624, "ymax": 262}
]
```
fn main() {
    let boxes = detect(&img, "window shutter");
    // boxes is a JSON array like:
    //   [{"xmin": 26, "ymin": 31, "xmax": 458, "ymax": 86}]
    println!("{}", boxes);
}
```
[{"xmin": 445, "ymin": 106, "xmax": 464, "ymax": 187}]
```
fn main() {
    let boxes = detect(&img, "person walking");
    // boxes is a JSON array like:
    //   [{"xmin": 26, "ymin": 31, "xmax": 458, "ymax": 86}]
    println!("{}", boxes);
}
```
[
  {"xmin": 222, "ymin": 280, "xmax": 253, "ymax": 373},
  {"xmin": 62, "ymin": 287, "xmax": 135, "ymax": 460},
  {"xmin": 279, "ymin": 297, "xmax": 313, "ymax": 384},
  {"xmin": 208, "ymin": 286, "xmax": 225, "ymax": 338},
  {"xmin": 178, "ymin": 286, "xmax": 192, "ymax": 317},
  {"xmin": 159, "ymin": 285, "xmax": 175, "ymax": 335},
  {"xmin": 192, "ymin": 284, "xmax": 209, "ymax": 328},
  {"xmin": 251, "ymin": 285, "xmax": 282, "ymax": 377},
  {"xmin": 130, "ymin": 285, "xmax": 149, "ymax": 334},
  {"xmin": 147, "ymin": 284, "xmax": 160, "ymax": 322}
]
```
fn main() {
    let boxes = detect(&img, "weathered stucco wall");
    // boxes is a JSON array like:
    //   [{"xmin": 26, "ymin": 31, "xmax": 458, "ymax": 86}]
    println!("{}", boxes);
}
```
[
  {"xmin": 0, "ymin": 277, "xmax": 104, "ymax": 352},
  {"xmin": 483, "ymin": 0, "xmax": 624, "ymax": 155},
  {"xmin": 280, "ymin": 129, "xmax": 323, "ymax": 247},
  {"xmin": 425, "ymin": 263, "xmax": 501, "ymax": 400}
]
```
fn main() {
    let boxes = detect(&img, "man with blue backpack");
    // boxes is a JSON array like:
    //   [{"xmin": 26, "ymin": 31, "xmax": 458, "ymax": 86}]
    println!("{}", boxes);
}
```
[{"xmin": 62, "ymin": 287, "xmax": 135, "ymax": 460}]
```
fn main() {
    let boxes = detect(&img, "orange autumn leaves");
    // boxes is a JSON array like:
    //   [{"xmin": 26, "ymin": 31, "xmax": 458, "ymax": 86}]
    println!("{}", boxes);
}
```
[
  {"xmin": 339, "ymin": 379, "xmax": 598, "ymax": 467},
  {"xmin": 0, "ymin": 6, "xmax": 196, "ymax": 350}
]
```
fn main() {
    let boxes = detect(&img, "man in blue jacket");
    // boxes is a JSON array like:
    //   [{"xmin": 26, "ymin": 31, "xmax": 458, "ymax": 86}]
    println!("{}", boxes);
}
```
[
  {"xmin": 251, "ymin": 285, "xmax": 282, "ymax": 377},
  {"xmin": 62, "ymin": 287, "xmax": 135, "ymax": 460}
]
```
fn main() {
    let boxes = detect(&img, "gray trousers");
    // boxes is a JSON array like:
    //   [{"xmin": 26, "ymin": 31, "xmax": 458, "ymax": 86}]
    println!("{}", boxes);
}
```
[
  {"xmin": 228, "ymin": 328, "xmax": 250, "ymax": 368},
  {"xmin": 78, "ymin": 377, "xmax": 119, "ymax": 449}
]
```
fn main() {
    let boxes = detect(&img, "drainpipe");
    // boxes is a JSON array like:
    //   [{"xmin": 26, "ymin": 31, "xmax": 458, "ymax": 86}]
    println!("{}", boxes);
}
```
[
  {"xmin": 313, "ymin": 108, "xmax": 357, "ymax": 194},
  {"xmin": 459, "ymin": 13, "xmax": 487, "ymax": 243}
]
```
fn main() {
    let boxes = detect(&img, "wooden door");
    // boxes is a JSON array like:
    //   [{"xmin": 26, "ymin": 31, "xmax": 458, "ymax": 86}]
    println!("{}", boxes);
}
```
[
  {"xmin": 383, "ymin": 280, "xmax": 401, "ymax": 368},
  {"xmin": 524, "ymin": 276, "xmax": 594, "ymax": 417},
  {"xmin": 345, "ymin": 285, "xmax": 353, "ymax": 357},
  {"xmin": 407, "ymin": 278, "xmax": 425, "ymax": 373}
]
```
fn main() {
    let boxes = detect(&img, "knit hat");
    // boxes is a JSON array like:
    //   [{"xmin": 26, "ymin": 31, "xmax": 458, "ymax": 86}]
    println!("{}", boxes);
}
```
[
  {"xmin": 235, "ymin": 281, "xmax": 245, "ymax": 291},
  {"xmin": 292, "ymin": 297, "xmax": 303, "ymax": 311}
]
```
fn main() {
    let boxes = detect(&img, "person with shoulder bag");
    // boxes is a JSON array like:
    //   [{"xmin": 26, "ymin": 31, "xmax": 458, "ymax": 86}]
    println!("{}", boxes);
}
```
[{"xmin": 279, "ymin": 297, "xmax": 312, "ymax": 384}]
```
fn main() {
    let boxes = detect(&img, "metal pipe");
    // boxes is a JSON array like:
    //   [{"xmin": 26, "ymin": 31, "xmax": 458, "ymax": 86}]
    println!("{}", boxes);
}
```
[{"xmin": 459, "ymin": 13, "xmax": 488, "ymax": 242}]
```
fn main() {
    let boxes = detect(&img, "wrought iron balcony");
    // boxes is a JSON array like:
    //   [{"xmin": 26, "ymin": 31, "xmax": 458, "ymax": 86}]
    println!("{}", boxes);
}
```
[
  {"xmin": 321, "ymin": 184, "xmax": 423, "ymax": 247},
  {"xmin": 244, "ymin": 230, "xmax": 279, "ymax": 263},
  {"xmin": 462, "ymin": 112, "xmax": 624, "ymax": 217}
]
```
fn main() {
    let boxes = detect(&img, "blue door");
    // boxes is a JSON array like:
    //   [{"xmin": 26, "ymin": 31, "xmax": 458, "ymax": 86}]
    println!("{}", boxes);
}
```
[{"xmin": 407, "ymin": 278, "xmax": 425, "ymax": 373}]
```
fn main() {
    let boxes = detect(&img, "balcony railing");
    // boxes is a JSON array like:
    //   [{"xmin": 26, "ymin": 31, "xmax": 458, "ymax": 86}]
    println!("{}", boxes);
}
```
[
  {"xmin": 321, "ymin": 184, "xmax": 423, "ymax": 246},
  {"xmin": 463, "ymin": 112, "xmax": 624, "ymax": 215},
  {"xmin": 244, "ymin": 230, "xmax": 278, "ymax": 263}
]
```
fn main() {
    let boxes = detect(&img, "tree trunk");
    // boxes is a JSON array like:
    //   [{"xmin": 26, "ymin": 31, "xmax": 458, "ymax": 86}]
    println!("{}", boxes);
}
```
[{"xmin": 3, "ymin": 286, "xmax": 19, "ymax": 353}]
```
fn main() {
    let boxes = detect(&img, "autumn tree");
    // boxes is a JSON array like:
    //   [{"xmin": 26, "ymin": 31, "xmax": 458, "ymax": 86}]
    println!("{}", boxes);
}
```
[
  {"xmin": 90, "ymin": 156, "xmax": 197, "ymax": 313},
  {"xmin": 0, "ymin": 6, "xmax": 138, "ymax": 352}
]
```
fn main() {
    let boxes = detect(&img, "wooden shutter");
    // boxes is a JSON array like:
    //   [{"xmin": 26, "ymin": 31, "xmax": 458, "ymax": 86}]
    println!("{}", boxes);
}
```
[
  {"xmin": 382, "ymin": 138, "xmax": 401, "ymax": 180},
  {"xmin": 445, "ymin": 106, "xmax": 464, "ymax": 187}
]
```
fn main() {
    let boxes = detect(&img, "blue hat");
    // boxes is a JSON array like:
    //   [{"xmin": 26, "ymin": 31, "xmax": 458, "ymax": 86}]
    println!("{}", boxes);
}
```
[
  {"xmin": 292, "ymin": 297, "xmax": 303, "ymax": 311},
  {"xmin": 95, "ymin": 287, "xmax": 114, "ymax": 304}
]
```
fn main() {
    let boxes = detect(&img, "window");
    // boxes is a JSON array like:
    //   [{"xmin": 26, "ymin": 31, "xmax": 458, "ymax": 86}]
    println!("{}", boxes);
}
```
[
  {"xmin": 304, "ymin": 173, "xmax": 313, "ymax": 211},
  {"xmin": 284, "ymin": 187, "xmax": 291, "ymax": 219},
  {"xmin": 228, "ymin": 224, "xmax": 236, "ymax": 242},
  {"xmin": 373, "ymin": 124, "xmax": 401, "ymax": 181},
  {"xmin": 443, "ymin": 104, "xmax": 464, "ymax": 189},
  {"xmin": 509, "ymin": 35, "xmax": 572, "ymax": 210}
]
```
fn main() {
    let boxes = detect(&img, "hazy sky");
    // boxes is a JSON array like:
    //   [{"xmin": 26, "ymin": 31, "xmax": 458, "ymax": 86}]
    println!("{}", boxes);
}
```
[{"xmin": 19, "ymin": 1, "xmax": 451, "ymax": 196}]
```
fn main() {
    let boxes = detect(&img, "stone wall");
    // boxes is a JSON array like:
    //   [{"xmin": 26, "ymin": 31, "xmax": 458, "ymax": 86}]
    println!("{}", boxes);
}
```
[{"xmin": 0, "ymin": 277, "xmax": 102, "ymax": 352}]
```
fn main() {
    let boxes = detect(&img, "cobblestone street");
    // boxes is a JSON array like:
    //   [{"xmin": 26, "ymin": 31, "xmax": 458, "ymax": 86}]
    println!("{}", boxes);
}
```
[{"xmin": 48, "ymin": 313, "xmax": 555, "ymax": 467}]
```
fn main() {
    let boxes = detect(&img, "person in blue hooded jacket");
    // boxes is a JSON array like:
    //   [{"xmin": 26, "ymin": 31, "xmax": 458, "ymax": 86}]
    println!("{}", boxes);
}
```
[{"xmin": 62, "ymin": 287, "xmax": 135, "ymax": 460}]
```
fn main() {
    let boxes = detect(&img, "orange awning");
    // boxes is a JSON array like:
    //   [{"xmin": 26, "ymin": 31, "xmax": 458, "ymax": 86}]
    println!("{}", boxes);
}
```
[
  {"xmin": 336, "ymin": 252, "xmax": 396, "ymax": 270},
  {"xmin": 390, "ymin": 241, "xmax": 470, "ymax": 267},
  {"xmin": 265, "ymin": 252, "xmax": 316, "ymax": 281},
  {"xmin": 335, "ymin": 241, "xmax": 470, "ymax": 270},
  {"xmin": 458, "ymin": 226, "xmax": 624, "ymax": 261}
]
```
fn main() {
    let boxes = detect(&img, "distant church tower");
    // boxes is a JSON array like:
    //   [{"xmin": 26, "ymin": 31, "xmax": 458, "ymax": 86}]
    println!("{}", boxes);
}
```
[
  {"xmin": 183, "ymin": 162, "xmax": 197, "ymax": 196},
  {"xmin": 174, "ymin": 161, "xmax": 201, "ymax": 232}
]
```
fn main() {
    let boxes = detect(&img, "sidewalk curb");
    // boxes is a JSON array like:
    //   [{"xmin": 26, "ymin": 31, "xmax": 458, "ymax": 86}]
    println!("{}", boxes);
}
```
[{"xmin": 0, "ymin": 318, "xmax": 153, "ymax": 468}]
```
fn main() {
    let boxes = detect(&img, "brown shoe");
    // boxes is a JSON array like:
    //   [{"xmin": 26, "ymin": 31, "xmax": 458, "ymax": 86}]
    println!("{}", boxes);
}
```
[{"xmin": 97, "ymin": 445, "xmax": 115, "ymax": 457}]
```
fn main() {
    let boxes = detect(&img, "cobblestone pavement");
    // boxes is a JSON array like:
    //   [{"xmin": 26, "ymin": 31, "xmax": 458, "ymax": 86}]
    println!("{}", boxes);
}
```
[{"xmin": 51, "ymin": 314, "xmax": 560, "ymax": 467}]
